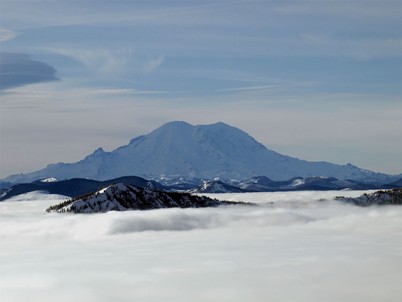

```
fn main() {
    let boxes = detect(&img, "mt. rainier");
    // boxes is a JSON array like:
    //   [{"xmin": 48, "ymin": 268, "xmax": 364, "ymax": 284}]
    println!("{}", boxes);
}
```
[{"xmin": 3, "ymin": 121, "xmax": 395, "ymax": 183}]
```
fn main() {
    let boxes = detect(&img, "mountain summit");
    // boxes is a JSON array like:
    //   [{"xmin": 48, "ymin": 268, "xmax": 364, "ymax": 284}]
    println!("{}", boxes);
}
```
[{"xmin": 3, "ymin": 121, "xmax": 394, "ymax": 183}]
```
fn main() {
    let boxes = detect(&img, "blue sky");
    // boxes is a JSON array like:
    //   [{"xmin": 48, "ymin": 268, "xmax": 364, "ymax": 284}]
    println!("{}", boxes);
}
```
[{"xmin": 1, "ymin": 0, "xmax": 401, "ymax": 178}]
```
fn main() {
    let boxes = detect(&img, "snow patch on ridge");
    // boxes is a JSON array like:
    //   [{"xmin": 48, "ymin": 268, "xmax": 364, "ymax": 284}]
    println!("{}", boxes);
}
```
[{"xmin": 40, "ymin": 178, "xmax": 58, "ymax": 183}]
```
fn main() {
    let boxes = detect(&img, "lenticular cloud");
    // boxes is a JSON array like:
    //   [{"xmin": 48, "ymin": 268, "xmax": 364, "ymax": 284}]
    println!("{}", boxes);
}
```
[
  {"xmin": 0, "ymin": 52, "xmax": 59, "ymax": 91},
  {"xmin": 1, "ymin": 190, "xmax": 401, "ymax": 302}
]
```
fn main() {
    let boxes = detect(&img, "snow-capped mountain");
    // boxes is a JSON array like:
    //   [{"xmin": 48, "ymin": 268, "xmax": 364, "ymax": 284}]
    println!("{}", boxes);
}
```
[
  {"xmin": 3, "ymin": 121, "xmax": 398, "ymax": 184},
  {"xmin": 46, "ymin": 183, "xmax": 238, "ymax": 213}
]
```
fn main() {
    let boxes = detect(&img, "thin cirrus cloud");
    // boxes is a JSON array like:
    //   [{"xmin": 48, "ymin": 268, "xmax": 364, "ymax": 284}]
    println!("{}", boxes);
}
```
[
  {"xmin": 0, "ymin": 52, "xmax": 59, "ymax": 91},
  {"xmin": 0, "ymin": 28, "xmax": 18, "ymax": 42},
  {"xmin": 43, "ymin": 47, "xmax": 165, "ymax": 77},
  {"xmin": 142, "ymin": 55, "xmax": 165, "ymax": 74},
  {"xmin": 42, "ymin": 48, "xmax": 135, "ymax": 78}
]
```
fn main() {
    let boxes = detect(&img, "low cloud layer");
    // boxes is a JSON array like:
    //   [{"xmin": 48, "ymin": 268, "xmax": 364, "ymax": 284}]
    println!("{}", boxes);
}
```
[
  {"xmin": 0, "ymin": 53, "xmax": 59, "ymax": 91},
  {"xmin": 1, "ymin": 190, "xmax": 401, "ymax": 302}
]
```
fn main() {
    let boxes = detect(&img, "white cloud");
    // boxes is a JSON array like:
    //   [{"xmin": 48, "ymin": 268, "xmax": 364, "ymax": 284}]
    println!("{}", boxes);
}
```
[
  {"xmin": 0, "ymin": 28, "xmax": 18, "ymax": 42},
  {"xmin": 3, "ymin": 1, "xmax": 400, "ymax": 59},
  {"xmin": 43, "ymin": 48, "xmax": 165, "ymax": 77},
  {"xmin": 142, "ymin": 55, "xmax": 165, "ymax": 73},
  {"xmin": 44, "ymin": 48, "xmax": 135, "ymax": 77},
  {"xmin": 88, "ymin": 88, "xmax": 167, "ymax": 96},
  {"xmin": 218, "ymin": 84, "xmax": 280, "ymax": 92},
  {"xmin": 0, "ymin": 191, "xmax": 401, "ymax": 302}
]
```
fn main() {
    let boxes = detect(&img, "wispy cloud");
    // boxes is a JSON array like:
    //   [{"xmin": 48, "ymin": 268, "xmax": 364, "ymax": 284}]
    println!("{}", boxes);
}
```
[
  {"xmin": 44, "ymin": 48, "xmax": 135, "ymax": 77},
  {"xmin": 142, "ymin": 55, "xmax": 165, "ymax": 74},
  {"xmin": 43, "ymin": 48, "xmax": 165, "ymax": 77},
  {"xmin": 218, "ymin": 85, "xmax": 280, "ymax": 92},
  {"xmin": 0, "ymin": 28, "xmax": 18, "ymax": 42},
  {"xmin": 3, "ymin": 1, "xmax": 400, "ymax": 59},
  {"xmin": 88, "ymin": 88, "xmax": 167, "ymax": 96}
]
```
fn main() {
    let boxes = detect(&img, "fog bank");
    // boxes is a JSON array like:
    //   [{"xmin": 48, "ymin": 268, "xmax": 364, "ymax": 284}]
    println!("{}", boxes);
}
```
[{"xmin": 1, "ymin": 191, "xmax": 401, "ymax": 302}]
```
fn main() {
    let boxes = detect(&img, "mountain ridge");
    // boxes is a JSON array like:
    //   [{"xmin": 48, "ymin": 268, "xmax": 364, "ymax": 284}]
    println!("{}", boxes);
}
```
[
  {"xmin": 45, "ymin": 183, "xmax": 242, "ymax": 214},
  {"xmin": 1, "ymin": 175, "xmax": 400, "ymax": 201},
  {"xmin": 3, "ymin": 121, "xmax": 400, "ymax": 184}
]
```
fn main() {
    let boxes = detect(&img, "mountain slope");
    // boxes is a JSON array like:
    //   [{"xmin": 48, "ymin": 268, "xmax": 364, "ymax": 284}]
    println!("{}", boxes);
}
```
[
  {"xmin": 335, "ymin": 188, "xmax": 402, "ymax": 206},
  {"xmin": 3, "ymin": 121, "xmax": 397, "ymax": 183},
  {"xmin": 46, "ymin": 183, "xmax": 239, "ymax": 213},
  {"xmin": 0, "ymin": 176, "xmax": 162, "ymax": 201}
]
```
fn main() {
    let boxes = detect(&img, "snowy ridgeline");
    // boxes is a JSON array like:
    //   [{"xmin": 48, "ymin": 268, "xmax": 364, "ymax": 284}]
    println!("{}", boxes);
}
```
[
  {"xmin": 335, "ymin": 188, "xmax": 402, "ymax": 206},
  {"xmin": 46, "ymin": 186, "xmax": 402, "ymax": 214},
  {"xmin": 46, "ymin": 183, "xmax": 243, "ymax": 213}
]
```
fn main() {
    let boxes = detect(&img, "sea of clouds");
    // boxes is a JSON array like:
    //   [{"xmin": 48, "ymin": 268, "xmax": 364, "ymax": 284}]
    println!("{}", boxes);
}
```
[{"xmin": 1, "ymin": 190, "xmax": 401, "ymax": 302}]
